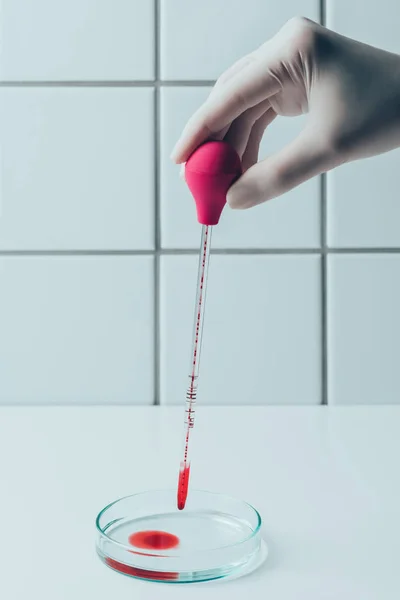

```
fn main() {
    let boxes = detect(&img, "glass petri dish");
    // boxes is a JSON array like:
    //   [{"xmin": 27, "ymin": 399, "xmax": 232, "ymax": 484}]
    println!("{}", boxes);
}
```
[{"xmin": 96, "ymin": 489, "xmax": 263, "ymax": 583}]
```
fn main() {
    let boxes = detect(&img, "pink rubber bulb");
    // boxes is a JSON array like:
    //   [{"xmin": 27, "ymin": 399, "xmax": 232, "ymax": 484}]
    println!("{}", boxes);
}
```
[{"xmin": 185, "ymin": 141, "xmax": 242, "ymax": 226}]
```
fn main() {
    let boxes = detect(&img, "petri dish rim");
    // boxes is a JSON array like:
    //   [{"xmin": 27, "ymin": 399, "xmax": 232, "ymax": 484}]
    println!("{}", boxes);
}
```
[{"xmin": 96, "ymin": 489, "xmax": 262, "ymax": 556}]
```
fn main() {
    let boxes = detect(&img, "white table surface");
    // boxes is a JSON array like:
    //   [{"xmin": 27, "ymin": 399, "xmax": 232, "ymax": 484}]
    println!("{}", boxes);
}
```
[{"xmin": 0, "ymin": 406, "xmax": 399, "ymax": 599}]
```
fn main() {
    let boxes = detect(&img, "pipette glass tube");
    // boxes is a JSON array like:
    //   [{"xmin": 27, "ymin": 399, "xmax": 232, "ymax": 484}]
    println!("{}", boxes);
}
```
[{"xmin": 177, "ymin": 225, "xmax": 212, "ymax": 510}]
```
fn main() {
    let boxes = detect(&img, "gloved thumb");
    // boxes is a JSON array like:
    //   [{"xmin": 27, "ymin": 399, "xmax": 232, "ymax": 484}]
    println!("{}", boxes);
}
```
[{"xmin": 227, "ymin": 129, "xmax": 333, "ymax": 209}]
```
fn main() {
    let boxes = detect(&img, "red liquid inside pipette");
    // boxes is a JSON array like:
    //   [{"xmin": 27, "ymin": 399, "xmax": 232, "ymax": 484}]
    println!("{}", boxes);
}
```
[{"xmin": 177, "ymin": 463, "xmax": 191, "ymax": 510}]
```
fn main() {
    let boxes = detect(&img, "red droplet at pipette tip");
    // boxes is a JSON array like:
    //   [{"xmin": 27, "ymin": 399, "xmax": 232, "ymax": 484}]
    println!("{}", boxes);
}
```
[{"xmin": 177, "ymin": 463, "xmax": 191, "ymax": 510}]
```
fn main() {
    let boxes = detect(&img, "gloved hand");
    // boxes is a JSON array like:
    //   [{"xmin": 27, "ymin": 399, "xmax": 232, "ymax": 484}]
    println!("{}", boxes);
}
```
[{"xmin": 171, "ymin": 17, "xmax": 400, "ymax": 209}]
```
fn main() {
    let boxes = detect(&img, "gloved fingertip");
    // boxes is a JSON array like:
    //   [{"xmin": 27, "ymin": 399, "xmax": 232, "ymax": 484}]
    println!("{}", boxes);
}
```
[{"xmin": 227, "ymin": 184, "xmax": 254, "ymax": 210}]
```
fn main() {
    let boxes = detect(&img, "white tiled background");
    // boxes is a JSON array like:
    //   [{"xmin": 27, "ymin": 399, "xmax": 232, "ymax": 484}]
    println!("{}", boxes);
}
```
[{"xmin": 0, "ymin": 0, "xmax": 399, "ymax": 405}]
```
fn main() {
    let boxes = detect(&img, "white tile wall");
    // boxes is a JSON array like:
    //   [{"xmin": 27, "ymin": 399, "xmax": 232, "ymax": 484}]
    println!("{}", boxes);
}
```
[
  {"xmin": 328, "ymin": 255, "xmax": 400, "ymax": 404},
  {"xmin": 327, "ymin": 0, "xmax": 400, "ymax": 53},
  {"xmin": 160, "ymin": 88, "xmax": 320, "ymax": 249},
  {"xmin": 0, "ymin": 0, "xmax": 154, "ymax": 81},
  {"xmin": 160, "ymin": 0, "xmax": 319, "ymax": 80},
  {"xmin": 327, "ymin": 0, "xmax": 400, "ymax": 248},
  {"xmin": 327, "ymin": 154, "xmax": 400, "ymax": 248},
  {"xmin": 0, "ymin": 257, "xmax": 154, "ymax": 404},
  {"xmin": 0, "ymin": 1, "xmax": 399, "ymax": 406},
  {"xmin": 160, "ymin": 255, "xmax": 321, "ymax": 405},
  {"xmin": 0, "ymin": 88, "xmax": 154, "ymax": 250}
]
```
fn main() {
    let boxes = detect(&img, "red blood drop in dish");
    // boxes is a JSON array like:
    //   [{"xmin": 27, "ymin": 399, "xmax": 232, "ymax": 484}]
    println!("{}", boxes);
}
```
[
  {"xmin": 128, "ymin": 530, "xmax": 180, "ymax": 551},
  {"xmin": 105, "ymin": 557, "xmax": 178, "ymax": 581}
]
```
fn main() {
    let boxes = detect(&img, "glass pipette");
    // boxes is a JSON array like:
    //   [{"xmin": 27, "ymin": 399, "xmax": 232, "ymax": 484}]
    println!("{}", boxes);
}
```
[
  {"xmin": 177, "ymin": 224, "xmax": 211, "ymax": 510},
  {"xmin": 177, "ymin": 141, "xmax": 242, "ymax": 510}
]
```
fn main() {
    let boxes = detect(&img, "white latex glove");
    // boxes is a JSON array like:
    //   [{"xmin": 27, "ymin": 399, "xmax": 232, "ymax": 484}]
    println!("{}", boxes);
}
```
[{"xmin": 171, "ymin": 17, "xmax": 400, "ymax": 209}]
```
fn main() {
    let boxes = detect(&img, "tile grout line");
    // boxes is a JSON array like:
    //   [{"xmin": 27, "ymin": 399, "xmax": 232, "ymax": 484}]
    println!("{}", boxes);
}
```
[
  {"xmin": 320, "ymin": 0, "xmax": 328, "ymax": 406},
  {"xmin": 0, "ymin": 80, "xmax": 216, "ymax": 88},
  {"xmin": 1, "ymin": 248, "xmax": 400, "ymax": 256},
  {"xmin": 153, "ymin": 0, "xmax": 161, "ymax": 406},
  {"xmin": 321, "ymin": 175, "xmax": 328, "ymax": 406},
  {"xmin": 320, "ymin": 0, "xmax": 326, "ymax": 27},
  {"xmin": 326, "ymin": 248, "xmax": 400, "ymax": 253}
]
